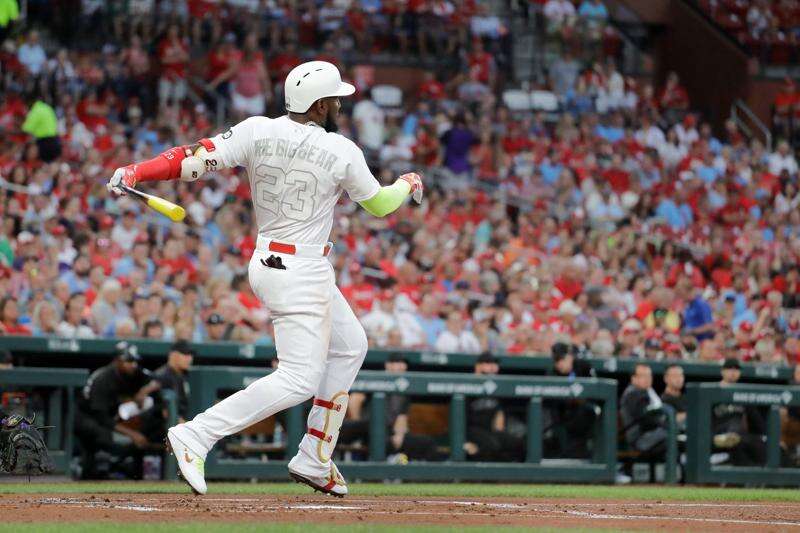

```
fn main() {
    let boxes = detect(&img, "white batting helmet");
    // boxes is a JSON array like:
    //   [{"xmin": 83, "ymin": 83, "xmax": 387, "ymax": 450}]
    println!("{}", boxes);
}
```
[{"xmin": 284, "ymin": 61, "xmax": 355, "ymax": 113}]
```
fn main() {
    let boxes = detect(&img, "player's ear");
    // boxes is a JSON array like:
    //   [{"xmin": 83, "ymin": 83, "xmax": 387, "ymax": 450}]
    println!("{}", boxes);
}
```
[{"xmin": 311, "ymin": 98, "xmax": 326, "ymax": 116}]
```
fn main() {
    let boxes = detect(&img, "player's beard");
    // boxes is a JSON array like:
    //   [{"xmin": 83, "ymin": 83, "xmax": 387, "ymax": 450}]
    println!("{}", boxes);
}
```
[{"xmin": 324, "ymin": 110, "xmax": 338, "ymax": 133}]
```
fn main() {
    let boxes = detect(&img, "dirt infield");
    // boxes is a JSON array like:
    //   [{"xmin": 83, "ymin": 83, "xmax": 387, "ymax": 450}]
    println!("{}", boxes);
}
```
[{"xmin": 3, "ymin": 493, "xmax": 800, "ymax": 530}]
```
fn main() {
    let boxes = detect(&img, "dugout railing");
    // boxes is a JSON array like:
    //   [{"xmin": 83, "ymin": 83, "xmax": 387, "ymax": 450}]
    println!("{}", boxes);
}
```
[
  {"xmin": 0, "ymin": 367, "xmax": 87, "ymax": 474},
  {"xmin": 685, "ymin": 383, "xmax": 800, "ymax": 486},
  {"xmin": 0, "ymin": 336, "xmax": 793, "ymax": 383},
  {"xmin": 185, "ymin": 367, "xmax": 622, "ymax": 483},
  {"xmin": 10, "ymin": 365, "xmax": 800, "ymax": 485}
]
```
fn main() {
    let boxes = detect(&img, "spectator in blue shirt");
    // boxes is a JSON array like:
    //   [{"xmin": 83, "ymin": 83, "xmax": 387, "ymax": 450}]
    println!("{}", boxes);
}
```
[
  {"xmin": 655, "ymin": 197, "xmax": 693, "ymax": 231},
  {"xmin": 683, "ymin": 286, "xmax": 714, "ymax": 341},
  {"xmin": 696, "ymin": 160, "xmax": 720, "ymax": 184},
  {"xmin": 540, "ymin": 160, "xmax": 563, "ymax": 185},
  {"xmin": 415, "ymin": 294, "xmax": 445, "ymax": 348},
  {"xmin": 578, "ymin": 0, "xmax": 609, "ymax": 21},
  {"xmin": 595, "ymin": 122, "xmax": 624, "ymax": 143},
  {"xmin": 59, "ymin": 254, "xmax": 91, "ymax": 294}
]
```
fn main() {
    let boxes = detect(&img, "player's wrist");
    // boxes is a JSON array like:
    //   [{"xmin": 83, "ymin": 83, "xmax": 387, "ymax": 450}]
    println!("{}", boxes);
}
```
[{"xmin": 393, "ymin": 177, "xmax": 412, "ymax": 195}]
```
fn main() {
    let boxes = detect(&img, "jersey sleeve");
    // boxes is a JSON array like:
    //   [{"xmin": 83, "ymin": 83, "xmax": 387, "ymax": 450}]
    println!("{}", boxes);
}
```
[
  {"xmin": 205, "ymin": 116, "xmax": 261, "ymax": 170},
  {"xmin": 340, "ymin": 140, "xmax": 381, "ymax": 202}
]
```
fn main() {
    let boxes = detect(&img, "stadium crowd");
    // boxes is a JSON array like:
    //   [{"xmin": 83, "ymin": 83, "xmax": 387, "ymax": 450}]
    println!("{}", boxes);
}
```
[
  {"xmin": 0, "ymin": 0, "xmax": 798, "ymax": 370},
  {"xmin": 697, "ymin": 0, "xmax": 800, "ymax": 65}
]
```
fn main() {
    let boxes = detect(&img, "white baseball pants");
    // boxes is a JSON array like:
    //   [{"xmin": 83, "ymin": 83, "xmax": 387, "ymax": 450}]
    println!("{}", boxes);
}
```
[{"xmin": 179, "ymin": 240, "xmax": 368, "ymax": 477}]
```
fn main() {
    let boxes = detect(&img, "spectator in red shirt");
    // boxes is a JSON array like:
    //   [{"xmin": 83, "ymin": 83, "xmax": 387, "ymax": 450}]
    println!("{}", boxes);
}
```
[
  {"xmin": 157, "ymin": 24, "xmax": 190, "ymax": 108},
  {"xmin": 659, "ymin": 71, "xmax": 689, "ymax": 122},
  {"xmin": 418, "ymin": 71, "xmax": 445, "ymax": 100},
  {"xmin": 76, "ymin": 90, "xmax": 109, "ymax": 132},
  {"xmin": 413, "ymin": 121, "xmax": 442, "ymax": 168},
  {"xmin": 0, "ymin": 297, "xmax": 31, "ymax": 335},
  {"xmin": 467, "ymin": 39, "xmax": 496, "ymax": 87},
  {"xmin": 120, "ymin": 35, "xmax": 151, "ymax": 99},
  {"xmin": 269, "ymin": 41, "xmax": 302, "ymax": 83},
  {"xmin": 0, "ymin": 90, "xmax": 26, "ymax": 134},
  {"xmin": 207, "ymin": 33, "xmax": 242, "ymax": 99},
  {"xmin": 602, "ymin": 153, "xmax": 631, "ymax": 193},
  {"xmin": 268, "ymin": 41, "xmax": 302, "ymax": 105},
  {"xmin": 340, "ymin": 263, "xmax": 378, "ymax": 315},
  {"xmin": 773, "ymin": 77, "xmax": 797, "ymax": 139},
  {"xmin": 231, "ymin": 32, "xmax": 270, "ymax": 119},
  {"xmin": 470, "ymin": 130, "xmax": 501, "ymax": 183}
]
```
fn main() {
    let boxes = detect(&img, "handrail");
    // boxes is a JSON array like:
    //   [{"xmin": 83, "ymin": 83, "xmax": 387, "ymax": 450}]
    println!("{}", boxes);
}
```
[
  {"xmin": 731, "ymin": 99, "xmax": 772, "ymax": 150},
  {"xmin": 2, "ymin": 336, "xmax": 793, "ymax": 382}
]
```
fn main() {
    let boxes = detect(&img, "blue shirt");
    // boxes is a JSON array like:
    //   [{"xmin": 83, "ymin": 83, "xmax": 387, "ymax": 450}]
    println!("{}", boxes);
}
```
[
  {"xmin": 112, "ymin": 256, "xmax": 155, "ymax": 282},
  {"xmin": 595, "ymin": 124, "xmax": 624, "ymax": 143},
  {"xmin": 59, "ymin": 271, "xmax": 89, "ymax": 295},
  {"xmin": 539, "ymin": 161, "xmax": 563, "ymax": 184},
  {"xmin": 732, "ymin": 309, "xmax": 757, "ymax": 331},
  {"xmin": 401, "ymin": 114, "xmax": 419, "ymax": 137},
  {"xmin": 720, "ymin": 291, "xmax": 748, "ymax": 317},
  {"xmin": 683, "ymin": 296, "xmax": 713, "ymax": 340},
  {"xmin": 655, "ymin": 199, "xmax": 693, "ymax": 230},
  {"xmin": 417, "ymin": 316, "xmax": 445, "ymax": 349},
  {"xmin": 696, "ymin": 164, "xmax": 719, "ymax": 184},
  {"xmin": 579, "ymin": 1, "xmax": 608, "ymax": 19},
  {"xmin": 360, "ymin": 0, "xmax": 382, "ymax": 12}
]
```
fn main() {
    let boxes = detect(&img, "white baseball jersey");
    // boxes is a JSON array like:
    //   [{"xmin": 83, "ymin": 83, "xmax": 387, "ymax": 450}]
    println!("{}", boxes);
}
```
[{"xmin": 206, "ymin": 115, "xmax": 381, "ymax": 245}]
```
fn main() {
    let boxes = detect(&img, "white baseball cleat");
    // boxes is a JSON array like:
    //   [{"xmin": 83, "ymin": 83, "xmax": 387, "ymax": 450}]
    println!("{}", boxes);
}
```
[
  {"xmin": 288, "ymin": 458, "xmax": 348, "ymax": 498},
  {"xmin": 167, "ymin": 426, "xmax": 207, "ymax": 495}
]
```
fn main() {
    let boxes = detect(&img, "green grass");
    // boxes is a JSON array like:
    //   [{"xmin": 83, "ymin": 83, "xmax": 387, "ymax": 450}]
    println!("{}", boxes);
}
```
[
  {"xmin": 0, "ymin": 526, "xmax": 613, "ymax": 533},
  {"xmin": 1, "ymin": 481, "xmax": 799, "ymax": 502}
]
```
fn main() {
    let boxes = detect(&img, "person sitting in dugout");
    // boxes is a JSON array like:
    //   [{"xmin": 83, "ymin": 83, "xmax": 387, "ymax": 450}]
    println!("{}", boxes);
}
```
[
  {"xmin": 75, "ymin": 341, "xmax": 162, "ymax": 479},
  {"xmin": 340, "ymin": 353, "xmax": 441, "ymax": 462},
  {"xmin": 464, "ymin": 352, "xmax": 525, "ymax": 463},
  {"xmin": 544, "ymin": 342, "xmax": 597, "ymax": 458}
]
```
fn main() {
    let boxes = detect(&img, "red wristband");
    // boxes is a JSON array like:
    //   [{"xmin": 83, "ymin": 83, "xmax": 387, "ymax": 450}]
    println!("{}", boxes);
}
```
[{"xmin": 132, "ymin": 146, "xmax": 190, "ymax": 182}]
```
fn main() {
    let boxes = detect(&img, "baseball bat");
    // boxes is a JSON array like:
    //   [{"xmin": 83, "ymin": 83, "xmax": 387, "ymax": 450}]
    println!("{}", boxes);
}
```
[{"xmin": 119, "ymin": 184, "xmax": 186, "ymax": 222}]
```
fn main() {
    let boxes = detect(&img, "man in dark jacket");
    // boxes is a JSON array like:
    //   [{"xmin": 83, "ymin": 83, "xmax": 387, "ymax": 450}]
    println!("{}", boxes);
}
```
[
  {"xmin": 712, "ymin": 358, "xmax": 766, "ymax": 466},
  {"xmin": 620, "ymin": 363, "xmax": 667, "ymax": 460},
  {"xmin": 544, "ymin": 342, "xmax": 597, "ymax": 458},
  {"xmin": 75, "ymin": 341, "xmax": 161, "ymax": 479},
  {"xmin": 464, "ymin": 352, "xmax": 525, "ymax": 462},
  {"xmin": 153, "ymin": 340, "xmax": 194, "ymax": 423},
  {"xmin": 340, "ymin": 353, "xmax": 440, "ymax": 461},
  {"xmin": 660, "ymin": 364, "xmax": 686, "ymax": 429},
  {"xmin": 782, "ymin": 364, "xmax": 800, "ymax": 465}
]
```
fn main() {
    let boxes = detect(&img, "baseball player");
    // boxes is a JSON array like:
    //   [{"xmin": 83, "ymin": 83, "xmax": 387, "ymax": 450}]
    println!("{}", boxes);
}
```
[{"xmin": 107, "ymin": 61, "xmax": 423, "ymax": 496}]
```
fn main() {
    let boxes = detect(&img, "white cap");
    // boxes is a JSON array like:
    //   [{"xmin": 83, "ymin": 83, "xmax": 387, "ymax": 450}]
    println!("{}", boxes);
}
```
[{"xmin": 284, "ymin": 61, "xmax": 355, "ymax": 113}]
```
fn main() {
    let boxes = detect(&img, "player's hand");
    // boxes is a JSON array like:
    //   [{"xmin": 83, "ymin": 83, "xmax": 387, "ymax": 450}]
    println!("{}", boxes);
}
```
[
  {"xmin": 130, "ymin": 430, "xmax": 149, "ymax": 449},
  {"xmin": 107, "ymin": 166, "xmax": 137, "ymax": 196},
  {"xmin": 398, "ymin": 172, "xmax": 424, "ymax": 204}
]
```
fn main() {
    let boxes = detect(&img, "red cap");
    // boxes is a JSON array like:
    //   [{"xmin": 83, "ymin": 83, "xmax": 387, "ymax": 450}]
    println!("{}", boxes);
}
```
[
  {"xmin": 134, "ymin": 233, "xmax": 149, "ymax": 244},
  {"xmin": 100, "ymin": 215, "xmax": 114, "ymax": 229},
  {"xmin": 739, "ymin": 321, "xmax": 753, "ymax": 332},
  {"xmin": 51, "ymin": 224, "xmax": 66, "ymax": 236}
]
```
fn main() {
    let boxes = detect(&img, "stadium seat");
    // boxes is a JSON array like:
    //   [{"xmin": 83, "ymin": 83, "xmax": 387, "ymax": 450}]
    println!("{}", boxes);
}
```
[
  {"xmin": 502, "ymin": 89, "xmax": 532, "ymax": 111},
  {"xmin": 371, "ymin": 85, "xmax": 403, "ymax": 108},
  {"xmin": 530, "ymin": 90, "xmax": 560, "ymax": 111}
]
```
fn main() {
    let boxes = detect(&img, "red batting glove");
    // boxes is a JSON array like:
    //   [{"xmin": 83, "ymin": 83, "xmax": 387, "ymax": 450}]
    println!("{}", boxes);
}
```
[{"xmin": 107, "ymin": 166, "xmax": 138, "ymax": 196}]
